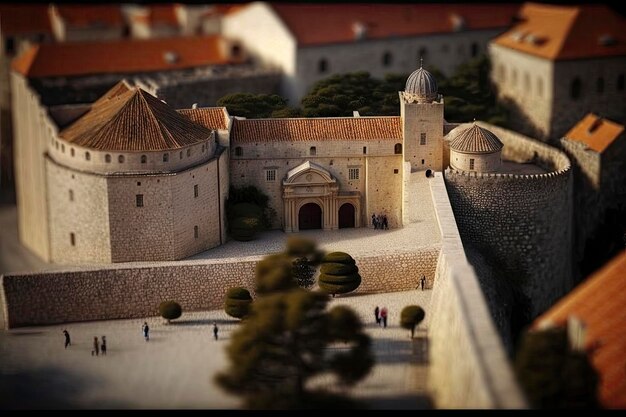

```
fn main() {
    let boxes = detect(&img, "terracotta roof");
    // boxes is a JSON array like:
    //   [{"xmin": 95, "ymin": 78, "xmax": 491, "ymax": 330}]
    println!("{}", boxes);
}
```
[
  {"xmin": 267, "ymin": 3, "xmax": 520, "ymax": 46},
  {"xmin": 92, "ymin": 80, "xmax": 133, "ymax": 107},
  {"xmin": 60, "ymin": 87, "xmax": 211, "ymax": 151},
  {"xmin": 564, "ymin": 113, "xmax": 625, "ymax": 154},
  {"xmin": 54, "ymin": 5, "xmax": 124, "ymax": 28},
  {"xmin": 449, "ymin": 123, "xmax": 504, "ymax": 153},
  {"xmin": 493, "ymin": 3, "xmax": 626, "ymax": 60},
  {"xmin": 0, "ymin": 5, "xmax": 53, "ymax": 35},
  {"xmin": 178, "ymin": 108, "xmax": 229, "ymax": 131},
  {"xmin": 231, "ymin": 117, "xmax": 402, "ymax": 143},
  {"xmin": 11, "ymin": 35, "xmax": 233, "ymax": 78},
  {"xmin": 149, "ymin": 4, "xmax": 180, "ymax": 26},
  {"xmin": 533, "ymin": 251, "xmax": 626, "ymax": 409}
]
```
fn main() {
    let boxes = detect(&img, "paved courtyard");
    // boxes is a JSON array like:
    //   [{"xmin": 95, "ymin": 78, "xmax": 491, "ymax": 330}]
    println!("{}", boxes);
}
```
[{"xmin": 0, "ymin": 290, "xmax": 433, "ymax": 409}]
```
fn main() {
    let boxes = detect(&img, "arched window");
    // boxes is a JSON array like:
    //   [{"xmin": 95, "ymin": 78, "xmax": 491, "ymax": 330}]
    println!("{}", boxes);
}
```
[
  {"xmin": 310, "ymin": 146, "xmax": 316, "ymax": 156},
  {"xmin": 187, "ymin": 149, "xmax": 191, "ymax": 157},
  {"xmin": 85, "ymin": 152, "xmax": 90, "ymax": 161},
  {"xmin": 470, "ymin": 43, "xmax": 479, "ymax": 58},
  {"xmin": 105, "ymin": 154, "xmax": 111, "ymax": 163},
  {"xmin": 394, "ymin": 143, "xmax": 402, "ymax": 154},
  {"xmin": 71, "ymin": 148, "xmax": 75, "ymax": 157},
  {"xmin": 618, "ymin": 74, "xmax": 625, "ymax": 91},
  {"xmin": 318, "ymin": 58, "xmax": 328, "ymax": 74},
  {"xmin": 570, "ymin": 78, "xmax": 582, "ymax": 100},
  {"xmin": 163, "ymin": 153, "xmax": 169, "ymax": 162},
  {"xmin": 118, "ymin": 155, "xmax": 125, "ymax": 163},
  {"xmin": 597, "ymin": 77, "xmax": 604, "ymax": 94},
  {"xmin": 382, "ymin": 51, "xmax": 392, "ymax": 67},
  {"xmin": 141, "ymin": 155, "xmax": 147, "ymax": 163},
  {"xmin": 235, "ymin": 146, "xmax": 243, "ymax": 157}
]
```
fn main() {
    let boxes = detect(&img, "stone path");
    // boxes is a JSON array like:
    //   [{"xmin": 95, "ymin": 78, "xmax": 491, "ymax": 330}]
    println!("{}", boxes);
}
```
[{"xmin": 0, "ymin": 290, "xmax": 432, "ymax": 409}]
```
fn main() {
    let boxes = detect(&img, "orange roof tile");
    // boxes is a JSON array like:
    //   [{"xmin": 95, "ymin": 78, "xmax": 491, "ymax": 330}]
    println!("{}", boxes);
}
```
[
  {"xmin": 60, "ymin": 87, "xmax": 211, "ymax": 152},
  {"xmin": 493, "ymin": 3, "xmax": 626, "ymax": 60},
  {"xmin": 534, "ymin": 251, "xmax": 626, "ymax": 409},
  {"xmin": 231, "ymin": 117, "xmax": 402, "ymax": 143},
  {"xmin": 149, "ymin": 4, "xmax": 180, "ymax": 27},
  {"xmin": 0, "ymin": 5, "xmax": 52, "ymax": 35},
  {"xmin": 565, "ymin": 113, "xmax": 625, "ymax": 154},
  {"xmin": 267, "ymin": 3, "xmax": 520, "ymax": 46},
  {"xmin": 178, "ymin": 108, "xmax": 229, "ymax": 131},
  {"xmin": 11, "ymin": 35, "xmax": 234, "ymax": 78},
  {"xmin": 55, "ymin": 4, "xmax": 124, "ymax": 28}
]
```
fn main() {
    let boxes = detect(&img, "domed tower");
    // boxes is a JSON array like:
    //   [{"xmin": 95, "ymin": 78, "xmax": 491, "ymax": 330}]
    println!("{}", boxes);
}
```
[
  {"xmin": 449, "ymin": 123, "xmax": 503, "ymax": 173},
  {"xmin": 399, "ymin": 61, "xmax": 444, "ymax": 172}
]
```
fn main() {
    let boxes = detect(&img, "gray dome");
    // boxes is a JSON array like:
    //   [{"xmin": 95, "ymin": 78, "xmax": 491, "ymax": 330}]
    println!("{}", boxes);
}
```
[
  {"xmin": 449, "ymin": 123, "xmax": 503, "ymax": 154},
  {"xmin": 405, "ymin": 66, "xmax": 438, "ymax": 101}
]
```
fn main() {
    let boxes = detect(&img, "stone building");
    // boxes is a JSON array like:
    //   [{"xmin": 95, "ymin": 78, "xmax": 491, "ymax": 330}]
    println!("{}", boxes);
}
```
[
  {"xmin": 222, "ymin": 2, "xmax": 520, "ymax": 103},
  {"xmin": 448, "ymin": 123, "xmax": 503, "ymax": 173},
  {"xmin": 49, "ymin": 4, "xmax": 127, "ymax": 43},
  {"xmin": 489, "ymin": 2, "xmax": 626, "ymax": 142}
]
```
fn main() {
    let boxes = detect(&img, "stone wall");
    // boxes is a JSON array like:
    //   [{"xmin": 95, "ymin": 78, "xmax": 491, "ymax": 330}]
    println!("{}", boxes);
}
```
[
  {"xmin": 401, "ymin": 98, "xmax": 445, "ymax": 172},
  {"xmin": 427, "ymin": 174, "xmax": 527, "ymax": 408}
]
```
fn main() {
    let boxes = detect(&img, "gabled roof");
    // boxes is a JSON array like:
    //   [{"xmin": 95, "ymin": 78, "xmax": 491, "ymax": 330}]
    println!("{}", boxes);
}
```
[
  {"xmin": 564, "ymin": 113, "xmax": 625, "ymax": 154},
  {"xmin": 449, "ymin": 123, "xmax": 504, "ymax": 154},
  {"xmin": 60, "ymin": 87, "xmax": 211, "ymax": 151},
  {"xmin": 231, "ymin": 117, "xmax": 402, "ymax": 143},
  {"xmin": 0, "ymin": 5, "xmax": 52, "ymax": 36},
  {"xmin": 54, "ymin": 4, "xmax": 125, "ymax": 28},
  {"xmin": 266, "ymin": 3, "xmax": 520, "ymax": 46},
  {"xmin": 533, "ymin": 251, "xmax": 626, "ymax": 409},
  {"xmin": 492, "ymin": 3, "xmax": 626, "ymax": 60},
  {"xmin": 11, "ymin": 35, "xmax": 233, "ymax": 78},
  {"xmin": 177, "ymin": 108, "xmax": 229, "ymax": 131}
]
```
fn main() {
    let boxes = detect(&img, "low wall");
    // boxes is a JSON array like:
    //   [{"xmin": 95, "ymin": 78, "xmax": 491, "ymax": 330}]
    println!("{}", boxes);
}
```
[
  {"xmin": 0, "ymin": 247, "xmax": 438, "ymax": 329},
  {"xmin": 428, "ymin": 174, "xmax": 527, "ymax": 408}
]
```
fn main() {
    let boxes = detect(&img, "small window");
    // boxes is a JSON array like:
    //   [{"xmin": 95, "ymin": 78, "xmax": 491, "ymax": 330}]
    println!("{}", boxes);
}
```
[
  {"xmin": 85, "ymin": 152, "xmax": 91, "ymax": 161},
  {"xmin": 119, "ymin": 155, "xmax": 125, "ymax": 163},
  {"xmin": 469, "ymin": 158, "xmax": 475, "ymax": 170},
  {"xmin": 61, "ymin": 144, "xmax": 65, "ymax": 153},
  {"xmin": 471, "ymin": 42, "xmax": 479, "ymax": 58},
  {"xmin": 136, "ymin": 194, "xmax": 144, "ymax": 207},
  {"xmin": 163, "ymin": 153, "xmax": 169, "ymax": 162},
  {"xmin": 194, "ymin": 225, "xmax": 199, "ymax": 239},
  {"xmin": 202, "ymin": 144, "xmax": 205, "ymax": 152},
  {"xmin": 5, "ymin": 37, "xmax": 15, "ymax": 55},
  {"xmin": 394, "ymin": 143, "xmax": 402, "ymax": 154},
  {"xmin": 318, "ymin": 58, "xmax": 328, "ymax": 74},
  {"xmin": 105, "ymin": 154, "xmax": 111, "ymax": 163},
  {"xmin": 235, "ymin": 147, "xmax": 243, "ymax": 157},
  {"xmin": 570, "ymin": 78, "xmax": 582, "ymax": 100},
  {"xmin": 137, "ymin": 182, "xmax": 141, "ymax": 186},
  {"xmin": 394, "ymin": 169, "xmax": 399, "ymax": 174},
  {"xmin": 55, "ymin": 142, "xmax": 59, "ymax": 150},
  {"xmin": 266, "ymin": 169, "xmax": 276, "ymax": 182},
  {"xmin": 618, "ymin": 74, "xmax": 625, "ymax": 91},
  {"xmin": 421, "ymin": 159, "xmax": 425, "ymax": 165},
  {"xmin": 187, "ymin": 149, "xmax": 191, "ymax": 157},
  {"xmin": 70, "ymin": 232, "xmax": 75, "ymax": 246},
  {"xmin": 537, "ymin": 77, "xmax": 543, "ymax": 97},
  {"xmin": 194, "ymin": 184, "xmax": 199, "ymax": 198},
  {"xmin": 363, "ymin": 146, "xmax": 367, "ymax": 154},
  {"xmin": 310, "ymin": 146, "xmax": 316, "ymax": 156},
  {"xmin": 597, "ymin": 77, "xmax": 604, "ymax": 94},
  {"xmin": 71, "ymin": 148, "xmax": 75, "ymax": 157},
  {"xmin": 512, "ymin": 69, "xmax": 518, "ymax": 87},
  {"xmin": 382, "ymin": 51, "xmax": 392, "ymax": 67},
  {"xmin": 349, "ymin": 168, "xmax": 360, "ymax": 180},
  {"xmin": 69, "ymin": 189, "xmax": 74, "ymax": 202},
  {"xmin": 524, "ymin": 72, "xmax": 530, "ymax": 91},
  {"xmin": 179, "ymin": 151, "xmax": 183, "ymax": 159},
  {"xmin": 420, "ymin": 133, "xmax": 426, "ymax": 145},
  {"xmin": 231, "ymin": 44, "xmax": 241, "ymax": 57},
  {"xmin": 141, "ymin": 155, "xmax": 147, "ymax": 164}
]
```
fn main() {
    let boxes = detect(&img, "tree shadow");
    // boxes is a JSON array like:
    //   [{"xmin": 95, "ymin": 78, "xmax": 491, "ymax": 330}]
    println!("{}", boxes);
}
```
[
  {"xmin": 368, "ymin": 336, "xmax": 430, "ymax": 365},
  {"xmin": 168, "ymin": 318, "xmax": 240, "ymax": 327}
]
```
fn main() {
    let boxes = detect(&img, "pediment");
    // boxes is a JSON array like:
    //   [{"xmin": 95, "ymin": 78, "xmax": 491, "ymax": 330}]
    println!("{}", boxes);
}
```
[{"xmin": 284, "ymin": 161, "xmax": 335, "ymax": 185}]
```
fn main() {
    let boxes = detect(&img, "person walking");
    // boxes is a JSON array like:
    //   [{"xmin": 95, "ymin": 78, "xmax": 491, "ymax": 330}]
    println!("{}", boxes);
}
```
[
  {"xmin": 371, "ymin": 213, "xmax": 377, "ymax": 229},
  {"xmin": 421, "ymin": 275, "xmax": 426, "ymax": 290},
  {"xmin": 92, "ymin": 336, "xmax": 99, "ymax": 356},
  {"xmin": 382, "ymin": 215, "xmax": 389, "ymax": 230},
  {"xmin": 101, "ymin": 336, "xmax": 107, "ymax": 355},
  {"xmin": 374, "ymin": 306, "xmax": 380, "ymax": 325},
  {"xmin": 213, "ymin": 322, "xmax": 219, "ymax": 341},
  {"xmin": 142, "ymin": 322, "xmax": 150, "ymax": 341},
  {"xmin": 63, "ymin": 329, "xmax": 71, "ymax": 349},
  {"xmin": 381, "ymin": 307, "xmax": 388, "ymax": 328}
]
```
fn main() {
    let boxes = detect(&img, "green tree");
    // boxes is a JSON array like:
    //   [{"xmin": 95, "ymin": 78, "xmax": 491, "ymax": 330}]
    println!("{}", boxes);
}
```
[
  {"xmin": 285, "ymin": 236, "xmax": 324, "ymax": 289},
  {"xmin": 224, "ymin": 287, "xmax": 253, "ymax": 319},
  {"xmin": 514, "ymin": 326, "xmax": 599, "ymax": 409},
  {"xmin": 226, "ymin": 186, "xmax": 276, "ymax": 241},
  {"xmin": 318, "ymin": 252, "xmax": 361, "ymax": 297},
  {"xmin": 400, "ymin": 305, "xmax": 426, "ymax": 338},
  {"xmin": 216, "ymin": 93, "xmax": 298, "ymax": 119},
  {"xmin": 159, "ymin": 301, "xmax": 182, "ymax": 324}
]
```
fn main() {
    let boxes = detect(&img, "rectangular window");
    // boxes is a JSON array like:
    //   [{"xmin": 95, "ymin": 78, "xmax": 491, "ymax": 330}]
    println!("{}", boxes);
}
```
[
  {"xmin": 349, "ymin": 168, "xmax": 360, "ymax": 180},
  {"xmin": 69, "ymin": 189, "xmax": 74, "ymax": 202},
  {"xmin": 363, "ymin": 146, "xmax": 367, "ymax": 154},
  {"xmin": 310, "ymin": 146, "xmax": 317, "ymax": 156},
  {"xmin": 469, "ymin": 159, "xmax": 475, "ymax": 170},
  {"xmin": 194, "ymin": 184, "xmax": 199, "ymax": 198},
  {"xmin": 194, "ymin": 225, "xmax": 199, "ymax": 239},
  {"xmin": 266, "ymin": 169, "xmax": 276, "ymax": 182},
  {"xmin": 136, "ymin": 194, "xmax": 144, "ymax": 207},
  {"xmin": 70, "ymin": 232, "xmax": 75, "ymax": 246},
  {"xmin": 5, "ymin": 37, "xmax": 15, "ymax": 55},
  {"xmin": 394, "ymin": 169, "xmax": 399, "ymax": 174},
  {"xmin": 420, "ymin": 133, "xmax": 427, "ymax": 145}
]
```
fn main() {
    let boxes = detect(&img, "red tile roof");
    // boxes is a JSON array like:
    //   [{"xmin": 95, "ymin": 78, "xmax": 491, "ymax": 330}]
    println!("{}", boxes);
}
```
[
  {"xmin": 266, "ymin": 3, "xmax": 520, "ymax": 46},
  {"xmin": 493, "ymin": 3, "xmax": 626, "ymax": 60},
  {"xmin": 565, "ymin": 113, "xmax": 625, "ymax": 154},
  {"xmin": 54, "ymin": 4, "xmax": 124, "ymax": 28},
  {"xmin": 0, "ymin": 5, "xmax": 52, "ymax": 36},
  {"xmin": 178, "ymin": 108, "xmax": 229, "ymax": 131},
  {"xmin": 231, "ymin": 117, "xmax": 402, "ymax": 143},
  {"xmin": 11, "ymin": 35, "xmax": 235, "ymax": 78},
  {"xmin": 534, "ymin": 251, "xmax": 626, "ymax": 409},
  {"xmin": 60, "ymin": 87, "xmax": 211, "ymax": 151},
  {"xmin": 149, "ymin": 4, "xmax": 180, "ymax": 27}
]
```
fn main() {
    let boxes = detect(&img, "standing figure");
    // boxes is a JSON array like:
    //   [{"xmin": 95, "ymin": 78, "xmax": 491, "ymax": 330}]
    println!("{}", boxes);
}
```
[
  {"xmin": 63, "ymin": 329, "xmax": 71, "ymax": 349},
  {"xmin": 142, "ymin": 322, "xmax": 150, "ymax": 341},
  {"xmin": 381, "ymin": 307, "xmax": 388, "ymax": 328},
  {"xmin": 374, "ymin": 306, "xmax": 380, "ymax": 325},
  {"xmin": 383, "ymin": 215, "xmax": 389, "ymax": 230},
  {"xmin": 101, "ymin": 336, "xmax": 107, "ymax": 355},
  {"xmin": 421, "ymin": 275, "xmax": 426, "ymax": 290},
  {"xmin": 213, "ymin": 322, "xmax": 219, "ymax": 340},
  {"xmin": 371, "ymin": 213, "xmax": 377, "ymax": 229},
  {"xmin": 93, "ymin": 336, "xmax": 100, "ymax": 356}
]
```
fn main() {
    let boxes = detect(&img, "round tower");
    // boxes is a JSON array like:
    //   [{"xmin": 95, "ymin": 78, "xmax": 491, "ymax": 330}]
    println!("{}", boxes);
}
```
[{"xmin": 449, "ymin": 123, "xmax": 503, "ymax": 173}]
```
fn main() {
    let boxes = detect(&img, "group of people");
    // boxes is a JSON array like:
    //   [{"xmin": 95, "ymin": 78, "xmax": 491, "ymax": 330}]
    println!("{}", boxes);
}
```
[
  {"xmin": 371, "ymin": 213, "xmax": 389, "ymax": 230},
  {"xmin": 374, "ymin": 306, "xmax": 389, "ymax": 328},
  {"xmin": 62, "ymin": 329, "xmax": 107, "ymax": 356}
]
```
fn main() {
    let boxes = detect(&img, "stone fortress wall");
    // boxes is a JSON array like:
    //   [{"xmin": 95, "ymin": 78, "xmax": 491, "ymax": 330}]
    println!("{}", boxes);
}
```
[{"xmin": 444, "ymin": 122, "xmax": 573, "ymax": 320}]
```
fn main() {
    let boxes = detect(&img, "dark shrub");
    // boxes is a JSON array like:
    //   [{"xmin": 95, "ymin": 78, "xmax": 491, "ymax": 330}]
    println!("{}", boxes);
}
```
[
  {"xmin": 225, "ymin": 287, "xmax": 253, "ymax": 319},
  {"xmin": 318, "ymin": 273, "xmax": 361, "ymax": 296},
  {"xmin": 400, "ymin": 305, "xmax": 425, "ymax": 338},
  {"xmin": 321, "ymin": 252, "xmax": 356, "ymax": 265},
  {"xmin": 159, "ymin": 301, "xmax": 182, "ymax": 323},
  {"xmin": 320, "ymin": 262, "xmax": 358, "ymax": 276}
]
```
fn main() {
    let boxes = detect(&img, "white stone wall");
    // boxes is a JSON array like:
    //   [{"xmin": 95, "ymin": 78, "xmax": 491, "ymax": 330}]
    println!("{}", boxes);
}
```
[
  {"xmin": 401, "ymin": 99, "xmax": 444, "ymax": 172},
  {"xmin": 365, "ymin": 155, "xmax": 404, "ymax": 229},
  {"xmin": 450, "ymin": 149, "xmax": 501, "ymax": 173}
]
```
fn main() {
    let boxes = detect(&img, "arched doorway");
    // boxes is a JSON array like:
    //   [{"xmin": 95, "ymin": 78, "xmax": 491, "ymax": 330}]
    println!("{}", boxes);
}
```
[
  {"xmin": 338, "ymin": 203, "xmax": 355, "ymax": 229},
  {"xmin": 299, "ymin": 203, "xmax": 322, "ymax": 230}
]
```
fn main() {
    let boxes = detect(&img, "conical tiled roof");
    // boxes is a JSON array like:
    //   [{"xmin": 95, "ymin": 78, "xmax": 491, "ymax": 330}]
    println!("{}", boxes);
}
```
[
  {"xmin": 449, "ymin": 123, "xmax": 503, "ymax": 154},
  {"xmin": 60, "ymin": 87, "xmax": 211, "ymax": 151}
]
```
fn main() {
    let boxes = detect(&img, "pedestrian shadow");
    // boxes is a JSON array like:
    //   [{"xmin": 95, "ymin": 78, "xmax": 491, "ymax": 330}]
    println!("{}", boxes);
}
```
[{"xmin": 162, "ymin": 318, "xmax": 239, "ymax": 327}]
